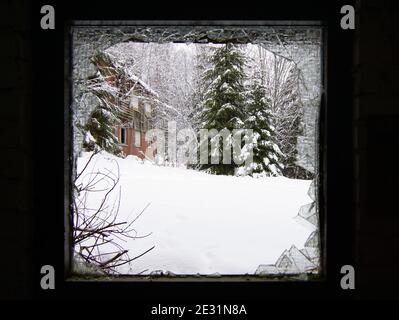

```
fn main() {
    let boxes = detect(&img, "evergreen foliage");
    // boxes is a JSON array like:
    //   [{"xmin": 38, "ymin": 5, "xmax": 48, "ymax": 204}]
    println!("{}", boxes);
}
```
[
  {"xmin": 197, "ymin": 43, "xmax": 247, "ymax": 175},
  {"xmin": 239, "ymin": 81, "xmax": 284, "ymax": 177},
  {"xmin": 82, "ymin": 105, "xmax": 121, "ymax": 155}
]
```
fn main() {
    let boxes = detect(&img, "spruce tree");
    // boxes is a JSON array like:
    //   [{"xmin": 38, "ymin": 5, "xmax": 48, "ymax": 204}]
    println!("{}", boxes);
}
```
[
  {"xmin": 197, "ymin": 43, "xmax": 246, "ymax": 175},
  {"xmin": 239, "ymin": 80, "xmax": 284, "ymax": 177},
  {"xmin": 82, "ymin": 104, "xmax": 121, "ymax": 155}
]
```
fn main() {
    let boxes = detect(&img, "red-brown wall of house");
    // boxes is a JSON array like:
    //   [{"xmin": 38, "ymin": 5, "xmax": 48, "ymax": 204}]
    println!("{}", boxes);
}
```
[{"xmin": 115, "ymin": 127, "xmax": 150, "ymax": 159}]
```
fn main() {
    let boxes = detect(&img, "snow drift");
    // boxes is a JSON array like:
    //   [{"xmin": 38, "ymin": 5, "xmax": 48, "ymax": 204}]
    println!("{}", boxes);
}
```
[{"xmin": 76, "ymin": 151, "xmax": 315, "ymax": 275}]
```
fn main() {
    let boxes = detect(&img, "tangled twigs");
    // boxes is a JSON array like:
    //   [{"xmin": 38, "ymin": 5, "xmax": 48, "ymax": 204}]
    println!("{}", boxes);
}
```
[{"xmin": 73, "ymin": 152, "xmax": 153, "ymax": 274}]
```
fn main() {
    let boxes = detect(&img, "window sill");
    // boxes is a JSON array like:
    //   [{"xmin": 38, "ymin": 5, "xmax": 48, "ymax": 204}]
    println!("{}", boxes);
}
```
[{"xmin": 66, "ymin": 273, "xmax": 323, "ymax": 282}]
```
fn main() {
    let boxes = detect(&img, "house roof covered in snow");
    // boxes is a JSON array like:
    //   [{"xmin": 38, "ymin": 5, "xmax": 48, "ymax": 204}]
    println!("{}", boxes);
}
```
[
  {"xmin": 91, "ymin": 51, "xmax": 160, "ymax": 99},
  {"xmin": 90, "ymin": 51, "xmax": 180, "ymax": 119}
]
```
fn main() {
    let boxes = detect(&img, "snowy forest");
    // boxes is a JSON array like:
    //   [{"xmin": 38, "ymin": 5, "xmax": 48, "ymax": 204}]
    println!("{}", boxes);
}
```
[
  {"xmin": 72, "ymin": 27, "xmax": 321, "ymax": 276},
  {"xmin": 81, "ymin": 42, "xmax": 313, "ymax": 179}
]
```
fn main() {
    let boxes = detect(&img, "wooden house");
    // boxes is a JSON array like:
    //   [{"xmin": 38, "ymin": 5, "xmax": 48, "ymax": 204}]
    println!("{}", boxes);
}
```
[{"xmin": 90, "ymin": 51, "xmax": 161, "ymax": 159}]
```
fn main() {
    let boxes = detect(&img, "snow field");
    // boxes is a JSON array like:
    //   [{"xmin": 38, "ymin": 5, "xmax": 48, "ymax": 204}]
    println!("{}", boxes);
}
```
[{"xmin": 76, "ymin": 152, "xmax": 315, "ymax": 275}]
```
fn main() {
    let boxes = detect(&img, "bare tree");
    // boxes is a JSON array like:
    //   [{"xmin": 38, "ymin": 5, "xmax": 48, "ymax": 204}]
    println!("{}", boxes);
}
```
[
  {"xmin": 72, "ymin": 150, "xmax": 154, "ymax": 274},
  {"xmin": 247, "ymin": 45, "xmax": 313, "ymax": 179}
]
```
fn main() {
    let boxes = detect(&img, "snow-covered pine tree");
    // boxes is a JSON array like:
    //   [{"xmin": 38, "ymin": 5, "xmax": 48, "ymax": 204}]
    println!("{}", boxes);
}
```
[
  {"xmin": 239, "ymin": 80, "xmax": 284, "ymax": 177},
  {"xmin": 79, "ymin": 51, "xmax": 123, "ymax": 155},
  {"xmin": 82, "ymin": 104, "xmax": 121, "ymax": 155},
  {"xmin": 197, "ymin": 43, "xmax": 246, "ymax": 175}
]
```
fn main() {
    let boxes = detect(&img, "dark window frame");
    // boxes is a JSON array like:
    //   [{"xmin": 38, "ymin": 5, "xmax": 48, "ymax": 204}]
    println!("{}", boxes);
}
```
[
  {"xmin": 66, "ymin": 21, "xmax": 325, "ymax": 282},
  {"xmin": 32, "ymin": 1, "xmax": 354, "ymax": 300},
  {"xmin": 120, "ymin": 127, "xmax": 127, "ymax": 145}
]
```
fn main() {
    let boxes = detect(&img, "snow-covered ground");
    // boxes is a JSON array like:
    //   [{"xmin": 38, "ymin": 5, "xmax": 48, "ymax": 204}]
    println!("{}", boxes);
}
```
[{"xmin": 76, "ymin": 152, "xmax": 315, "ymax": 275}]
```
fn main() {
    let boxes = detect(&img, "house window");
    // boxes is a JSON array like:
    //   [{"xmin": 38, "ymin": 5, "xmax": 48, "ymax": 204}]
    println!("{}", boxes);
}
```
[
  {"xmin": 144, "ymin": 118, "xmax": 150, "ymax": 131},
  {"xmin": 134, "ymin": 130, "xmax": 141, "ymax": 147},
  {"xmin": 120, "ymin": 127, "xmax": 127, "ymax": 144},
  {"xmin": 133, "ymin": 111, "xmax": 140, "ymax": 130},
  {"xmin": 144, "ymin": 103, "xmax": 151, "ymax": 114},
  {"xmin": 130, "ymin": 95, "xmax": 139, "ymax": 110}
]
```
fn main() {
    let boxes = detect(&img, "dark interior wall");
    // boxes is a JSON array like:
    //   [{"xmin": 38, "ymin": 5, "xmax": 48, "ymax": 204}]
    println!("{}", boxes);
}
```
[
  {"xmin": 353, "ymin": 0, "xmax": 399, "ymax": 299},
  {"xmin": 0, "ymin": 0, "xmax": 32, "ymax": 300},
  {"xmin": 0, "ymin": 0, "xmax": 398, "ymax": 300}
]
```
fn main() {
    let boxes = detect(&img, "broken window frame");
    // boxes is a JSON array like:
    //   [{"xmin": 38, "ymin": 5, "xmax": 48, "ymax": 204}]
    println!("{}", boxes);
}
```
[{"xmin": 65, "ymin": 20, "xmax": 327, "ymax": 282}]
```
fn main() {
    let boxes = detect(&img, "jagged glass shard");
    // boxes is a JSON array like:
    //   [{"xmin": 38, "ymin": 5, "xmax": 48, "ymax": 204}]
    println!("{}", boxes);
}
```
[
  {"xmin": 277, "ymin": 255, "xmax": 300, "ymax": 273},
  {"xmin": 300, "ymin": 248, "xmax": 320, "ymax": 266},
  {"xmin": 287, "ymin": 245, "xmax": 316, "ymax": 272},
  {"xmin": 275, "ymin": 249, "xmax": 299, "ymax": 273},
  {"xmin": 255, "ymin": 242, "xmax": 319, "ymax": 275},
  {"xmin": 257, "ymin": 183, "xmax": 320, "ymax": 276},
  {"xmin": 271, "ymin": 245, "xmax": 316, "ymax": 274},
  {"xmin": 307, "ymin": 179, "xmax": 316, "ymax": 201},
  {"xmin": 304, "ymin": 230, "xmax": 319, "ymax": 248},
  {"xmin": 72, "ymin": 254, "xmax": 106, "ymax": 276},
  {"xmin": 255, "ymin": 264, "xmax": 280, "ymax": 275},
  {"xmin": 297, "ymin": 202, "xmax": 318, "ymax": 227},
  {"xmin": 303, "ymin": 231, "xmax": 320, "ymax": 266},
  {"xmin": 296, "ymin": 136, "xmax": 315, "ymax": 174}
]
